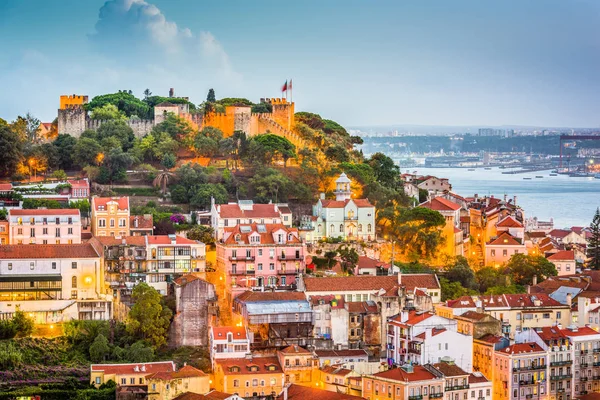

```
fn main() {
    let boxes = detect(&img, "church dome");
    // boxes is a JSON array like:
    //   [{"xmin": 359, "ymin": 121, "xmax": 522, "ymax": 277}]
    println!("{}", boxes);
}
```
[{"xmin": 336, "ymin": 172, "xmax": 351, "ymax": 184}]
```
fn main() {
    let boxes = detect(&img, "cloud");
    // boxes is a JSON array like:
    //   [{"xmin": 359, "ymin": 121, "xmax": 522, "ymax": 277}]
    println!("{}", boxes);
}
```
[{"xmin": 89, "ymin": 0, "xmax": 239, "ymax": 80}]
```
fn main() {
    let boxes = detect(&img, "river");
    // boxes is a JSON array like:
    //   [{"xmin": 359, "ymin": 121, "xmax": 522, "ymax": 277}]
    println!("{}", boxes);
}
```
[{"xmin": 407, "ymin": 167, "xmax": 600, "ymax": 228}]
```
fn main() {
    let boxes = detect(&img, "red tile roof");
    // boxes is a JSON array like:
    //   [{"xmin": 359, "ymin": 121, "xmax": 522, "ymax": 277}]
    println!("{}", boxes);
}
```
[
  {"xmin": 320, "ymin": 365, "xmax": 354, "ymax": 376},
  {"xmin": 222, "ymin": 223, "xmax": 301, "ymax": 245},
  {"xmin": 560, "ymin": 326, "xmax": 600, "ymax": 337},
  {"xmin": 547, "ymin": 250, "xmax": 575, "ymax": 261},
  {"xmin": 277, "ymin": 384, "xmax": 364, "ymax": 400},
  {"xmin": 92, "ymin": 196, "xmax": 129, "ymax": 211},
  {"xmin": 314, "ymin": 349, "xmax": 368, "ymax": 358},
  {"xmin": 469, "ymin": 372, "xmax": 490, "ymax": 384},
  {"xmin": 477, "ymin": 334, "xmax": 506, "ymax": 344},
  {"xmin": 0, "ymin": 243, "xmax": 100, "ymax": 259},
  {"xmin": 174, "ymin": 273, "xmax": 209, "ymax": 286},
  {"xmin": 212, "ymin": 326, "xmax": 248, "ymax": 341},
  {"xmin": 90, "ymin": 361, "xmax": 175, "ymax": 375},
  {"xmin": 357, "ymin": 256, "xmax": 390, "ymax": 270},
  {"xmin": 372, "ymin": 365, "xmax": 438, "ymax": 382},
  {"xmin": 147, "ymin": 235, "xmax": 198, "ymax": 245},
  {"xmin": 499, "ymin": 343, "xmax": 544, "ymax": 354},
  {"xmin": 310, "ymin": 295, "xmax": 346, "ymax": 309},
  {"xmin": 432, "ymin": 362, "xmax": 468, "ymax": 376},
  {"xmin": 305, "ymin": 274, "xmax": 439, "ymax": 293},
  {"xmin": 320, "ymin": 198, "xmax": 374, "ymax": 208},
  {"xmin": 94, "ymin": 236, "xmax": 147, "ymax": 246},
  {"xmin": 346, "ymin": 301, "xmax": 379, "ymax": 314},
  {"xmin": 130, "ymin": 215, "xmax": 153, "ymax": 230},
  {"xmin": 419, "ymin": 197, "xmax": 461, "ymax": 211},
  {"xmin": 67, "ymin": 179, "xmax": 89, "ymax": 189},
  {"xmin": 487, "ymin": 232, "xmax": 523, "ymax": 246},
  {"xmin": 535, "ymin": 326, "xmax": 566, "ymax": 342},
  {"xmin": 216, "ymin": 356, "xmax": 282, "ymax": 375},
  {"xmin": 548, "ymin": 229, "xmax": 571, "ymax": 239},
  {"xmin": 218, "ymin": 203, "xmax": 280, "ymax": 219},
  {"xmin": 0, "ymin": 183, "xmax": 13, "ymax": 191},
  {"xmin": 174, "ymin": 392, "xmax": 234, "ymax": 400},
  {"xmin": 389, "ymin": 311, "xmax": 435, "ymax": 327},
  {"xmin": 234, "ymin": 291, "xmax": 306, "ymax": 303},
  {"xmin": 497, "ymin": 216, "xmax": 524, "ymax": 228},
  {"xmin": 280, "ymin": 345, "xmax": 312, "ymax": 354},
  {"xmin": 456, "ymin": 311, "xmax": 488, "ymax": 321},
  {"xmin": 415, "ymin": 328, "xmax": 447, "ymax": 339},
  {"xmin": 9, "ymin": 209, "xmax": 80, "ymax": 216},
  {"xmin": 146, "ymin": 365, "xmax": 207, "ymax": 380}
]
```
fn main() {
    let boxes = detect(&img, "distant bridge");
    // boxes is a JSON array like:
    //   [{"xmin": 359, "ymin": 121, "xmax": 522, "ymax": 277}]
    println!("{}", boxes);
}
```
[{"xmin": 559, "ymin": 134, "xmax": 600, "ymax": 167}]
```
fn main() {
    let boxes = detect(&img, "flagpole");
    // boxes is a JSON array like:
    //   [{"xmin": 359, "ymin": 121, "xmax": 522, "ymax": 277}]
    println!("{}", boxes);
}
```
[{"xmin": 290, "ymin": 79, "xmax": 293, "ymax": 103}]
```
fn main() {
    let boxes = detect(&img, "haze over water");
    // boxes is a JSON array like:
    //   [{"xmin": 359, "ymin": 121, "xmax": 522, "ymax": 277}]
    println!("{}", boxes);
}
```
[{"xmin": 408, "ymin": 167, "xmax": 600, "ymax": 228}]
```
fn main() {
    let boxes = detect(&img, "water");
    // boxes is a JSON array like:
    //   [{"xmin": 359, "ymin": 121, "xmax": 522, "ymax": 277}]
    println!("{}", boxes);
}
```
[{"xmin": 407, "ymin": 167, "xmax": 600, "ymax": 228}]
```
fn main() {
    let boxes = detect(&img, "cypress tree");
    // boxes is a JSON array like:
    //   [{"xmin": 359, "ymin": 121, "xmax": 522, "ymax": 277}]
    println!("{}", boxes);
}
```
[{"xmin": 588, "ymin": 208, "xmax": 600, "ymax": 270}]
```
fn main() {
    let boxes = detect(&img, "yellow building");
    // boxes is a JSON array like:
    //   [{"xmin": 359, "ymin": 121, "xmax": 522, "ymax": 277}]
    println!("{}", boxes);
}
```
[
  {"xmin": 146, "ymin": 365, "xmax": 210, "ymax": 400},
  {"xmin": 277, "ymin": 345, "xmax": 319, "ymax": 386},
  {"xmin": 419, "ymin": 197, "xmax": 464, "ymax": 260},
  {"xmin": 91, "ymin": 197, "xmax": 130, "ymax": 237},
  {"xmin": 473, "ymin": 334, "xmax": 509, "ymax": 389},
  {"xmin": 318, "ymin": 365, "xmax": 361, "ymax": 396},
  {"xmin": 212, "ymin": 355, "xmax": 284, "ymax": 398},
  {"xmin": 60, "ymin": 94, "xmax": 88, "ymax": 109},
  {"xmin": 90, "ymin": 361, "xmax": 176, "ymax": 388}
]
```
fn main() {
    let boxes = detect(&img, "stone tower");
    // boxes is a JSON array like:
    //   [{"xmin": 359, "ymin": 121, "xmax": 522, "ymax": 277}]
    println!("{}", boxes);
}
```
[{"xmin": 334, "ymin": 172, "xmax": 352, "ymax": 201}]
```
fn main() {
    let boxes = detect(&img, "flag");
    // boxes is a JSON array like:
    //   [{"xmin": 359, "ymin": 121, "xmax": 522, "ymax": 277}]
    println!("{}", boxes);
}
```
[
  {"xmin": 289, "ymin": 79, "xmax": 293, "ymax": 90},
  {"xmin": 281, "ymin": 80, "xmax": 288, "ymax": 92}
]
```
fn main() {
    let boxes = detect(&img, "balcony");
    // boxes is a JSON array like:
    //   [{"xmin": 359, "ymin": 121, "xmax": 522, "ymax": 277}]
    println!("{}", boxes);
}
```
[
  {"xmin": 581, "ymin": 350, "xmax": 589, "ymax": 355},
  {"xmin": 277, "ymin": 255, "xmax": 303, "ymax": 261},
  {"xmin": 230, "ymin": 270, "xmax": 256, "ymax": 276},
  {"xmin": 580, "ymin": 377, "xmax": 588, "ymax": 382},
  {"xmin": 229, "ymin": 256, "xmax": 255, "ymax": 261},
  {"xmin": 445, "ymin": 385, "xmax": 469, "ymax": 391},
  {"xmin": 430, "ymin": 394, "xmax": 443, "ymax": 399},
  {"xmin": 557, "ymin": 389, "xmax": 566, "ymax": 393},
  {"xmin": 344, "ymin": 215, "xmax": 358, "ymax": 221},
  {"xmin": 520, "ymin": 380, "xmax": 536, "ymax": 386},
  {"xmin": 581, "ymin": 363, "xmax": 589, "ymax": 368},
  {"xmin": 550, "ymin": 360, "xmax": 572, "ymax": 367},
  {"xmin": 408, "ymin": 348, "xmax": 421, "ymax": 355},
  {"xmin": 550, "ymin": 375, "xmax": 572, "ymax": 381},
  {"xmin": 594, "ymin": 348, "xmax": 600, "ymax": 353},
  {"xmin": 593, "ymin": 376, "xmax": 600, "ymax": 381},
  {"xmin": 513, "ymin": 365, "xmax": 546, "ymax": 372},
  {"xmin": 408, "ymin": 396, "xmax": 423, "ymax": 400},
  {"xmin": 277, "ymin": 269, "xmax": 299, "ymax": 275}
]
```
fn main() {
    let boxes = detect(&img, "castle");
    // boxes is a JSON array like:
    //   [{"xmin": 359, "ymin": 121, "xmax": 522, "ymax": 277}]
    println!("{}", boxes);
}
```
[{"xmin": 57, "ymin": 93, "xmax": 306, "ymax": 148}]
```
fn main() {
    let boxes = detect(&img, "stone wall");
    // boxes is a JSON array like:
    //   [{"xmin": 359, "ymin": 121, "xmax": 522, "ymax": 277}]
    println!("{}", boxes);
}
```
[
  {"xmin": 127, "ymin": 120, "xmax": 154, "ymax": 138},
  {"xmin": 170, "ymin": 277, "xmax": 217, "ymax": 347},
  {"xmin": 58, "ymin": 107, "xmax": 87, "ymax": 137}
]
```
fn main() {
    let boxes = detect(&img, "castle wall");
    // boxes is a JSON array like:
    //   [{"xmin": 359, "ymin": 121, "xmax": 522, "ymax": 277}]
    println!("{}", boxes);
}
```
[
  {"xmin": 58, "ymin": 108, "xmax": 87, "ymax": 137},
  {"xmin": 231, "ymin": 106, "xmax": 252, "ymax": 133},
  {"xmin": 60, "ymin": 95, "xmax": 88, "ymax": 109},
  {"xmin": 154, "ymin": 105, "xmax": 180, "ymax": 124},
  {"xmin": 202, "ymin": 111, "xmax": 235, "ymax": 137},
  {"xmin": 127, "ymin": 120, "xmax": 154, "ymax": 138}
]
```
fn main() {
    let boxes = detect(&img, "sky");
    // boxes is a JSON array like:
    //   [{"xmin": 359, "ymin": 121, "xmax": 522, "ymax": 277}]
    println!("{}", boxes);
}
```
[{"xmin": 0, "ymin": 0, "xmax": 599, "ymax": 128}]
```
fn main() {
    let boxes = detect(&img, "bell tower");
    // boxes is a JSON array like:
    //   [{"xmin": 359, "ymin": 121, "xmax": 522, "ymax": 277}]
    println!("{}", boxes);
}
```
[{"xmin": 334, "ymin": 172, "xmax": 352, "ymax": 201}]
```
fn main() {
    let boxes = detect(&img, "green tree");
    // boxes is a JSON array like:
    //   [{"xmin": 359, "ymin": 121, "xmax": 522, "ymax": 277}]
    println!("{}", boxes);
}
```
[
  {"xmin": 12, "ymin": 310, "xmax": 34, "ymax": 337},
  {"xmin": 0, "ymin": 119, "xmax": 23, "ymax": 176},
  {"xmin": 338, "ymin": 245, "xmax": 359, "ymax": 274},
  {"xmin": 324, "ymin": 145, "xmax": 349, "ymax": 163},
  {"xmin": 143, "ymin": 88, "xmax": 152, "ymax": 100},
  {"xmin": 90, "ymin": 104, "xmax": 127, "ymax": 122},
  {"xmin": 485, "ymin": 284, "xmax": 525, "ymax": 295},
  {"xmin": 444, "ymin": 256, "xmax": 478, "ymax": 290},
  {"xmin": 97, "ymin": 120, "xmax": 135, "ymax": 150},
  {"xmin": 187, "ymin": 225, "xmax": 215, "ymax": 245},
  {"xmin": 440, "ymin": 277, "xmax": 478, "ymax": 301},
  {"xmin": 52, "ymin": 134, "xmax": 78, "ymax": 170},
  {"xmin": 127, "ymin": 283, "xmax": 172, "ymax": 348},
  {"xmin": 505, "ymin": 254, "xmax": 558, "ymax": 286},
  {"xmin": 193, "ymin": 134, "xmax": 220, "ymax": 157},
  {"xmin": 190, "ymin": 183, "xmax": 228, "ymax": 210},
  {"xmin": 161, "ymin": 153, "xmax": 176, "ymax": 169},
  {"xmin": 153, "ymin": 170, "xmax": 176, "ymax": 197},
  {"xmin": 249, "ymin": 168, "xmax": 293, "ymax": 203},
  {"xmin": 152, "ymin": 114, "xmax": 193, "ymax": 139},
  {"xmin": 323, "ymin": 250, "xmax": 338, "ymax": 269},
  {"xmin": 475, "ymin": 266, "xmax": 506, "ymax": 293},
  {"xmin": 89, "ymin": 333, "xmax": 110, "ymax": 362},
  {"xmin": 51, "ymin": 169, "xmax": 67, "ymax": 181},
  {"xmin": 126, "ymin": 341, "xmax": 155, "ymax": 363},
  {"xmin": 206, "ymin": 88, "xmax": 216, "ymax": 103},
  {"xmin": 588, "ymin": 208, "xmax": 600, "ymax": 270},
  {"xmin": 73, "ymin": 138, "xmax": 103, "ymax": 167},
  {"xmin": 252, "ymin": 134, "xmax": 296, "ymax": 167},
  {"xmin": 368, "ymin": 152, "xmax": 399, "ymax": 187},
  {"xmin": 23, "ymin": 112, "xmax": 42, "ymax": 143},
  {"xmin": 390, "ymin": 206, "xmax": 445, "ymax": 260},
  {"xmin": 85, "ymin": 92, "xmax": 151, "ymax": 118}
]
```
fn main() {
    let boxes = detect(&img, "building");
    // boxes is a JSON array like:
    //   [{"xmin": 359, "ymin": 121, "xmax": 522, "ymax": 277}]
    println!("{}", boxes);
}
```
[
  {"xmin": 277, "ymin": 384, "xmax": 365, "ymax": 400},
  {"xmin": 309, "ymin": 172, "xmax": 376, "ymax": 242},
  {"xmin": 455, "ymin": 311, "xmax": 502, "ymax": 338},
  {"xmin": 91, "ymin": 197, "xmax": 130, "ymax": 237},
  {"xmin": 216, "ymin": 223, "xmax": 306, "ymax": 298},
  {"xmin": 146, "ymin": 365, "xmax": 210, "ymax": 400},
  {"xmin": 362, "ymin": 364, "xmax": 446, "ymax": 400},
  {"xmin": 354, "ymin": 256, "xmax": 394, "ymax": 276},
  {"xmin": 496, "ymin": 216, "xmax": 525, "ymax": 240},
  {"xmin": 212, "ymin": 355, "xmax": 284, "ymax": 398},
  {"xmin": 314, "ymin": 349, "xmax": 370, "ymax": 370},
  {"xmin": 430, "ymin": 362, "xmax": 476, "ymax": 400},
  {"xmin": 560, "ymin": 325, "xmax": 600, "ymax": 397},
  {"xmin": 548, "ymin": 251, "xmax": 576, "ymax": 276},
  {"xmin": 493, "ymin": 343, "xmax": 548, "ymax": 400},
  {"xmin": 130, "ymin": 214, "xmax": 153, "ymax": 236},
  {"xmin": 419, "ymin": 197, "xmax": 464, "ymax": 258},
  {"xmin": 90, "ymin": 361, "xmax": 176, "ymax": 388},
  {"xmin": 485, "ymin": 232, "xmax": 527, "ymax": 267},
  {"xmin": 210, "ymin": 200, "xmax": 285, "ymax": 240},
  {"xmin": 173, "ymin": 392, "xmax": 243, "ymax": 400},
  {"xmin": 0, "ymin": 220, "xmax": 9, "ymax": 245},
  {"xmin": 318, "ymin": 365, "xmax": 361, "ymax": 396},
  {"xmin": 473, "ymin": 334, "xmax": 510, "ymax": 390},
  {"xmin": 7, "ymin": 209, "xmax": 82, "ymax": 244},
  {"xmin": 170, "ymin": 274, "xmax": 218, "ymax": 347},
  {"xmin": 277, "ymin": 345, "xmax": 319, "ymax": 385},
  {"xmin": 0, "ymin": 243, "xmax": 111, "ymax": 324},
  {"xmin": 209, "ymin": 326, "xmax": 251, "ymax": 368}
]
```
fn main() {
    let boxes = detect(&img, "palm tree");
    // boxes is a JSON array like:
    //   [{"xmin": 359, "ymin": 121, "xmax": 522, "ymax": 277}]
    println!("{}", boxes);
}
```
[{"xmin": 153, "ymin": 170, "xmax": 175, "ymax": 197}]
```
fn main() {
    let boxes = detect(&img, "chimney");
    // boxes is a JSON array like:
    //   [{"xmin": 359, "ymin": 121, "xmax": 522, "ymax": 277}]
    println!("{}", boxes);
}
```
[
  {"xmin": 476, "ymin": 300, "xmax": 483, "ymax": 313},
  {"xmin": 513, "ymin": 195, "xmax": 517, "ymax": 206},
  {"xmin": 526, "ymin": 285, "xmax": 531, "ymax": 294},
  {"xmin": 134, "ymin": 217, "xmax": 139, "ymax": 228},
  {"xmin": 169, "ymin": 88, "xmax": 174, "ymax": 98},
  {"xmin": 566, "ymin": 293, "xmax": 573, "ymax": 307},
  {"xmin": 503, "ymin": 194, "xmax": 507, "ymax": 202},
  {"xmin": 532, "ymin": 275, "xmax": 538, "ymax": 286},
  {"xmin": 397, "ymin": 272, "xmax": 402, "ymax": 286},
  {"xmin": 401, "ymin": 310, "xmax": 409, "ymax": 322}
]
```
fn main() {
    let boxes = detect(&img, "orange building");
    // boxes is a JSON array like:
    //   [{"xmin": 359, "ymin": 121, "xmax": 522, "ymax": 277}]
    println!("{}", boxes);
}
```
[
  {"xmin": 420, "ymin": 197, "xmax": 464, "ymax": 259},
  {"xmin": 277, "ymin": 345, "xmax": 319, "ymax": 386},
  {"xmin": 362, "ymin": 364, "xmax": 445, "ymax": 400},
  {"xmin": 91, "ymin": 197, "xmax": 130, "ymax": 237},
  {"xmin": 212, "ymin": 355, "xmax": 284, "ymax": 398},
  {"xmin": 0, "ymin": 220, "xmax": 8, "ymax": 245}
]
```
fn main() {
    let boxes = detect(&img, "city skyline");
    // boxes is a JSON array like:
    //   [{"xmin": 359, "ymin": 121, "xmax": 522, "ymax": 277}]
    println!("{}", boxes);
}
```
[{"xmin": 1, "ymin": 0, "xmax": 600, "ymax": 127}]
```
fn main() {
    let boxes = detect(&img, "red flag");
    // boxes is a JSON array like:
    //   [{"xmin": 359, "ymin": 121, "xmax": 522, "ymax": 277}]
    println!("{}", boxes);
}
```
[
  {"xmin": 289, "ymin": 79, "xmax": 293, "ymax": 90},
  {"xmin": 281, "ymin": 80, "xmax": 288, "ymax": 92}
]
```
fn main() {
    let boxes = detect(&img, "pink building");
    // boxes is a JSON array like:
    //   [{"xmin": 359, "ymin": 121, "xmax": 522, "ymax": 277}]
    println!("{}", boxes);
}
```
[
  {"xmin": 216, "ymin": 223, "xmax": 306, "ymax": 298},
  {"xmin": 67, "ymin": 179, "xmax": 90, "ymax": 199},
  {"xmin": 7, "ymin": 209, "xmax": 82, "ymax": 244}
]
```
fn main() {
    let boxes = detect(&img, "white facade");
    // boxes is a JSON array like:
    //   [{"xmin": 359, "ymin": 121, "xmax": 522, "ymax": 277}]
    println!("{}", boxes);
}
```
[
  {"xmin": 413, "ymin": 328, "xmax": 473, "ymax": 372},
  {"xmin": 209, "ymin": 326, "xmax": 251, "ymax": 368},
  {"xmin": 210, "ymin": 199, "xmax": 284, "ymax": 240}
]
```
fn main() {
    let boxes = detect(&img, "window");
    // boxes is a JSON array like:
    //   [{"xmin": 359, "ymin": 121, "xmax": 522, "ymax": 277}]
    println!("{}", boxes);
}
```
[
  {"xmin": 99, "ymin": 219, "xmax": 106, "ymax": 227},
  {"xmin": 30, "ymin": 228, "xmax": 35, "ymax": 237},
  {"xmin": 72, "ymin": 262, "xmax": 77, "ymax": 269},
  {"xmin": 121, "ymin": 378, "xmax": 126, "ymax": 385},
  {"xmin": 330, "ymin": 224, "xmax": 334, "ymax": 232},
  {"xmin": 52, "ymin": 262, "xmax": 56, "ymax": 269},
  {"xmin": 55, "ymin": 228, "xmax": 60, "ymax": 237},
  {"xmin": 130, "ymin": 378, "xmax": 135, "ymax": 385},
  {"xmin": 543, "ymin": 313, "xmax": 550, "ymax": 319},
  {"xmin": 367, "ymin": 224, "xmax": 372, "ymax": 232},
  {"xmin": 7, "ymin": 263, "xmax": 11, "ymax": 270},
  {"xmin": 110, "ymin": 219, "xmax": 115, "ymax": 227},
  {"xmin": 68, "ymin": 228, "xmax": 73, "ymax": 235},
  {"xmin": 358, "ymin": 224, "xmax": 362, "ymax": 232},
  {"xmin": 339, "ymin": 224, "xmax": 344, "ymax": 233},
  {"xmin": 491, "ymin": 250, "xmax": 496, "ymax": 257},
  {"xmin": 17, "ymin": 228, "xmax": 22, "ymax": 235},
  {"xmin": 503, "ymin": 249, "xmax": 508, "ymax": 257},
  {"xmin": 557, "ymin": 312, "xmax": 561, "ymax": 319},
  {"xmin": 233, "ymin": 380, "xmax": 240, "ymax": 387},
  {"xmin": 258, "ymin": 249, "xmax": 263, "ymax": 256},
  {"xmin": 258, "ymin": 263, "xmax": 263, "ymax": 271},
  {"xmin": 43, "ymin": 228, "xmax": 48, "ymax": 235},
  {"xmin": 119, "ymin": 219, "xmax": 126, "ymax": 227},
  {"xmin": 72, "ymin": 276, "xmax": 77, "ymax": 288},
  {"xmin": 270, "ymin": 263, "xmax": 275, "ymax": 270}
]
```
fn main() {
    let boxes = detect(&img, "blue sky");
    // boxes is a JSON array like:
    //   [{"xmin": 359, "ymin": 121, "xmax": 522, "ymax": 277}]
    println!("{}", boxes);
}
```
[{"xmin": 1, "ymin": 0, "xmax": 599, "ymax": 127}]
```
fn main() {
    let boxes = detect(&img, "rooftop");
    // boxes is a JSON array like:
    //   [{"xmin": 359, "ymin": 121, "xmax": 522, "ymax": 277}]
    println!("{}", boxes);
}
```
[
  {"xmin": 547, "ymin": 250, "xmax": 575, "ymax": 261},
  {"xmin": 372, "ymin": 365, "xmax": 438, "ymax": 382},
  {"xmin": 432, "ymin": 362, "xmax": 469, "ymax": 377},
  {"xmin": 146, "ymin": 365, "xmax": 206, "ymax": 380},
  {"xmin": 216, "ymin": 356, "xmax": 282, "ymax": 375},
  {"xmin": 92, "ymin": 196, "xmax": 129, "ymax": 211},
  {"xmin": 419, "ymin": 197, "xmax": 461, "ymax": 211},
  {"xmin": 0, "ymin": 243, "xmax": 100, "ymax": 259},
  {"xmin": 499, "ymin": 343, "xmax": 545, "ymax": 355},
  {"xmin": 277, "ymin": 384, "xmax": 364, "ymax": 400},
  {"xmin": 90, "ymin": 361, "xmax": 175, "ymax": 375},
  {"xmin": 304, "ymin": 274, "xmax": 439, "ymax": 293},
  {"xmin": 211, "ymin": 326, "xmax": 248, "ymax": 341},
  {"xmin": 217, "ymin": 203, "xmax": 281, "ymax": 219},
  {"xmin": 9, "ymin": 209, "xmax": 80, "ymax": 216}
]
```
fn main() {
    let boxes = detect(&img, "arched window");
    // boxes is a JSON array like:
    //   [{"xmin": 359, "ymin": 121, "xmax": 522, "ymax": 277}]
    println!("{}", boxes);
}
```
[
  {"xmin": 330, "ymin": 224, "xmax": 334, "ymax": 232},
  {"xmin": 268, "ymin": 276, "xmax": 277, "ymax": 286},
  {"xmin": 317, "ymin": 224, "xmax": 322, "ymax": 231},
  {"xmin": 358, "ymin": 224, "xmax": 363, "ymax": 232},
  {"xmin": 235, "ymin": 234, "xmax": 242, "ymax": 242},
  {"xmin": 72, "ymin": 276, "xmax": 77, "ymax": 289},
  {"xmin": 339, "ymin": 224, "xmax": 344, "ymax": 233},
  {"xmin": 367, "ymin": 224, "xmax": 372, "ymax": 233}
]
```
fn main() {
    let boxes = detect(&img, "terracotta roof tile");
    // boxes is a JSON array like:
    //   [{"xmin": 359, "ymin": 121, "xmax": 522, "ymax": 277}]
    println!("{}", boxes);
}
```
[
  {"xmin": 547, "ymin": 250, "xmax": 575, "ymax": 261},
  {"xmin": 211, "ymin": 326, "xmax": 248, "ymax": 341},
  {"xmin": 497, "ymin": 216, "xmax": 524, "ymax": 228},
  {"xmin": 216, "ymin": 356, "xmax": 282, "ymax": 375},
  {"xmin": 305, "ymin": 274, "xmax": 439, "ymax": 293},
  {"xmin": 346, "ymin": 301, "xmax": 378, "ymax": 314},
  {"xmin": 0, "ymin": 183, "xmax": 13, "ymax": 191},
  {"xmin": 146, "ymin": 365, "xmax": 207, "ymax": 380},
  {"xmin": 457, "ymin": 311, "xmax": 488, "ymax": 321},
  {"xmin": 548, "ymin": 229, "xmax": 571, "ymax": 239},
  {"xmin": 320, "ymin": 365, "xmax": 354, "ymax": 376},
  {"xmin": 147, "ymin": 235, "xmax": 198, "ymax": 245},
  {"xmin": 130, "ymin": 215, "xmax": 153, "ymax": 230},
  {"xmin": 373, "ymin": 365, "xmax": 438, "ymax": 382},
  {"xmin": 415, "ymin": 328, "xmax": 447, "ymax": 339},
  {"xmin": 222, "ymin": 223, "xmax": 301, "ymax": 245},
  {"xmin": 561, "ymin": 326, "xmax": 600, "ymax": 337},
  {"xmin": 419, "ymin": 197, "xmax": 461, "ymax": 211},
  {"xmin": 469, "ymin": 373, "xmax": 490, "ymax": 384},
  {"xmin": 92, "ymin": 196, "xmax": 129, "ymax": 211},
  {"xmin": 90, "ymin": 361, "xmax": 175, "ymax": 375},
  {"xmin": 174, "ymin": 273, "xmax": 209, "ymax": 286},
  {"xmin": 314, "ymin": 349, "xmax": 368, "ymax": 358},
  {"xmin": 487, "ymin": 232, "xmax": 523, "ymax": 246},
  {"xmin": 477, "ymin": 334, "xmax": 506, "ymax": 344},
  {"xmin": 9, "ymin": 209, "xmax": 80, "ymax": 216},
  {"xmin": 174, "ymin": 392, "xmax": 234, "ymax": 400},
  {"xmin": 389, "ymin": 311, "xmax": 435, "ymax": 327},
  {"xmin": 0, "ymin": 243, "xmax": 100, "ymax": 259},
  {"xmin": 67, "ymin": 179, "xmax": 89, "ymax": 189},
  {"xmin": 433, "ymin": 362, "xmax": 468, "ymax": 376},
  {"xmin": 499, "ymin": 343, "xmax": 545, "ymax": 354},
  {"xmin": 280, "ymin": 345, "xmax": 312, "ymax": 354},
  {"xmin": 234, "ymin": 291, "xmax": 306, "ymax": 303},
  {"xmin": 320, "ymin": 199, "xmax": 374, "ymax": 208},
  {"xmin": 218, "ymin": 203, "xmax": 280, "ymax": 219},
  {"xmin": 277, "ymin": 384, "xmax": 364, "ymax": 400}
]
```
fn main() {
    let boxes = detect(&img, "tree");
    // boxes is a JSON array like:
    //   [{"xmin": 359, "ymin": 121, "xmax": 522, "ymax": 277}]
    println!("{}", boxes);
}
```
[
  {"xmin": 390, "ymin": 206, "xmax": 446, "ymax": 260},
  {"xmin": 85, "ymin": 92, "xmax": 151, "ymax": 119},
  {"xmin": 368, "ymin": 152, "xmax": 399, "ymax": 187},
  {"xmin": 206, "ymin": 88, "xmax": 216, "ymax": 103},
  {"xmin": 0, "ymin": 119, "xmax": 23, "ymax": 176},
  {"xmin": 126, "ymin": 341, "xmax": 155, "ymax": 363},
  {"xmin": 190, "ymin": 183, "xmax": 228, "ymax": 210},
  {"xmin": 325, "ymin": 145, "xmax": 349, "ymax": 163},
  {"xmin": 161, "ymin": 153, "xmax": 176, "ymax": 169},
  {"xmin": 253, "ymin": 134, "xmax": 296, "ymax": 168},
  {"xmin": 152, "ymin": 114, "xmax": 193, "ymax": 139},
  {"xmin": 193, "ymin": 134, "xmax": 220, "ymax": 157},
  {"xmin": 73, "ymin": 138, "xmax": 103, "ymax": 167},
  {"xmin": 51, "ymin": 169, "xmax": 68, "ymax": 181},
  {"xmin": 444, "ymin": 256, "xmax": 478, "ymax": 290},
  {"xmin": 52, "ymin": 134, "xmax": 78, "ymax": 170},
  {"xmin": 187, "ymin": 225, "xmax": 215, "ymax": 245},
  {"xmin": 23, "ymin": 112, "xmax": 41, "ymax": 143},
  {"xmin": 475, "ymin": 266, "xmax": 506, "ymax": 293},
  {"xmin": 127, "ymin": 283, "xmax": 172, "ymax": 348},
  {"xmin": 89, "ymin": 333, "xmax": 110, "ymax": 362},
  {"xmin": 153, "ymin": 170, "xmax": 176, "ymax": 197},
  {"xmin": 90, "ymin": 104, "xmax": 127, "ymax": 122},
  {"xmin": 97, "ymin": 120, "xmax": 135, "ymax": 150},
  {"xmin": 12, "ymin": 310, "xmax": 34, "ymax": 337},
  {"xmin": 440, "ymin": 277, "xmax": 478, "ymax": 301},
  {"xmin": 249, "ymin": 168, "xmax": 293, "ymax": 203},
  {"xmin": 588, "ymin": 208, "xmax": 600, "ymax": 270},
  {"xmin": 505, "ymin": 254, "xmax": 558, "ymax": 286},
  {"xmin": 338, "ymin": 245, "xmax": 359, "ymax": 274},
  {"xmin": 324, "ymin": 250, "xmax": 338, "ymax": 269},
  {"xmin": 143, "ymin": 88, "xmax": 152, "ymax": 100}
]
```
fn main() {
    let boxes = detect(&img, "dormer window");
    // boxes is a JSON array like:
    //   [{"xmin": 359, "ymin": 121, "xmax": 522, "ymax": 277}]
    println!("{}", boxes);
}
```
[
  {"xmin": 266, "ymin": 364, "xmax": 276, "ymax": 371},
  {"xmin": 227, "ymin": 332, "xmax": 233, "ymax": 343},
  {"xmin": 235, "ymin": 234, "xmax": 242, "ymax": 242},
  {"xmin": 230, "ymin": 366, "xmax": 240, "ymax": 373},
  {"xmin": 249, "ymin": 366, "xmax": 259, "ymax": 372},
  {"xmin": 288, "ymin": 234, "xmax": 293, "ymax": 241}
]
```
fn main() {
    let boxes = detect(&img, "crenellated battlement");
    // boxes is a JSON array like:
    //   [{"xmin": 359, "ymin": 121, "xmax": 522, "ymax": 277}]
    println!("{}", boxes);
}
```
[{"xmin": 60, "ymin": 94, "xmax": 89, "ymax": 110}]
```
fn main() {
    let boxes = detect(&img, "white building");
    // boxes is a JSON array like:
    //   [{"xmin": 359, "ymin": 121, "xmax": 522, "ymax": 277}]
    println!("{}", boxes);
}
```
[
  {"xmin": 0, "ymin": 243, "xmax": 111, "ymax": 323},
  {"xmin": 308, "ymin": 173, "xmax": 376, "ymax": 242},
  {"xmin": 547, "ymin": 251, "xmax": 576, "ymax": 276},
  {"xmin": 209, "ymin": 326, "xmax": 251, "ymax": 368},
  {"xmin": 8, "ymin": 209, "xmax": 82, "ymax": 245},
  {"xmin": 209, "ymin": 199, "xmax": 286, "ymax": 240}
]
